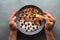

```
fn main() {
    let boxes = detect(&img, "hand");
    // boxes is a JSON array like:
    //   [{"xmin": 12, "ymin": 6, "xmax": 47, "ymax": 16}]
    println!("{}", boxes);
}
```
[
  {"xmin": 44, "ymin": 12, "xmax": 56, "ymax": 31},
  {"xmin": 9, "ymin": 10, "xmax": 18, "ymax": 31}
]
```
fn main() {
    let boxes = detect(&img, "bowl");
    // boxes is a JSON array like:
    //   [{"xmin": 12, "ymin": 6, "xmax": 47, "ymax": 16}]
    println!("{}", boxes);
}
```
[{"xmin": 16, "ymin": 5, "xmax": 45, "ymax": 35}]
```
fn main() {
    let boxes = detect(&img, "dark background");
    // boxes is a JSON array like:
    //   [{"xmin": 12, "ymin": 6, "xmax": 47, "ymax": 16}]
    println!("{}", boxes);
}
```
[
  {"xmin": 17, "ymin": 29, "xmax": 46, "ymax": 40},
  {"xmin": 0, "ymin": 0, "xmax": 60, "ymax": 40}
]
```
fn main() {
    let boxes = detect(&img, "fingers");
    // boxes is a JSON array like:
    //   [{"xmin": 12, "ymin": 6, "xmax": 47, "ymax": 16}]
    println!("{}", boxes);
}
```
[
  {"xmin": 44, "ymin": 12, "xmax": 56, "ymax": 30},
  {"xmin": 44, "ymin": 12, "xmax": 51, "ymax": 16},
  {"xmin": 9, "ymin": 16, "xmax": 16, "ymax": 26},
  {"xmin": 44, "ymin": 12, "xmax": 55, "ymax": 23},
  {"xmin": 9, "ymin": 10, "xmax": 18, "ymax": 31},
  {"xmin": 9, "ymin": 15, "xmax": 16, "ymax": 22},
  {"xmin": 44, "ymin": 12, "xmax": 55, "ymax": 18},
  {"xmin": 10, "ymin": 10, "xmax": 18, "ymax": 18},
  {"xmin": 44, "ymin": 14, "xmax": 49, "ymax": 22},
  {"xmin": 9, "ymin": 10, "xmax": 18, "ymax": 21},
  {"xmin": 12, "ymin": 16, "xmax": 16, "ymax": 21},
  {"xmin": 9, "ymin": 10, "xmax": 17, "ymax": 25},
  {"xmin": 44, "ymin": 12, "xmax": 53, "ymax": 18}
]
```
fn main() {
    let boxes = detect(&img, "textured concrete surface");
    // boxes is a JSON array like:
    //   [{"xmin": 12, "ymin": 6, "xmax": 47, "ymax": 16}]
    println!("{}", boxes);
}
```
[{"xmin": 0, "ymin": 0, "xmax": 60, "ymax": 40}]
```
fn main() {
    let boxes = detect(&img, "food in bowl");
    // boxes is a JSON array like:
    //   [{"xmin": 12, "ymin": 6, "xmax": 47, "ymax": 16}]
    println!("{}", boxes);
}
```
[{"xmin": 18, "ymin": 7, "xmax": 44, "ymax": 32}]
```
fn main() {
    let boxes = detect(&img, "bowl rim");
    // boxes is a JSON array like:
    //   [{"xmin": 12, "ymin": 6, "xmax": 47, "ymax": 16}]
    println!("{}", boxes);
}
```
[{"xmin": 16, "ymin": 5, "xmax": 45, "ymax": 35}]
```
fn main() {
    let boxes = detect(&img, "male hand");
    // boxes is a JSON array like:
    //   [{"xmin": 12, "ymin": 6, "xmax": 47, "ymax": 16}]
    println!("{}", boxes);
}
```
[
  {"xmin": 44, "ymin": 12, "xmax": 56, "ymax": 31},
  {"xmin": 9, "ymin": 10, "xmax": 18, "ymax": 31}
]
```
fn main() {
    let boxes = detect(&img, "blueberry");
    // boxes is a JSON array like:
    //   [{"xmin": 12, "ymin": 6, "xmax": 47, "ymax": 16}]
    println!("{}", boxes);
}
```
[
  {"xmin": 28, "ymin": 27, "xmax": 30, "ymax": 29},
  {"xmin": 21, "ymin": 14, "xmax": 24, "ymax": 16},
  {"xmin": 24, "ymin": 21, "xmax": 25, "ymax": 23},
  {"xmin": 32, "ymin": 24, "xmax": 34, "ymax": 26},
  {"xmin": 26, "ymin": 14, "xmax": 28, "ymax": 16},
  {"xmin": 21, "ymin": 23, "xmax": 23, "ymax": 26},
  {"xmin": 28, "ymin": 23, "xmax": 30, "ymax": 25},
  {"xmin": 33, "ymin": 27, "xmax": 35, "ymax": 29},
  {"xmin": 25, "ymin": 24, "xmax": 27, "ymax": 26},
  {"xmin": 26, "ymin": 30, "xmax": 28, "ymax": 32}
]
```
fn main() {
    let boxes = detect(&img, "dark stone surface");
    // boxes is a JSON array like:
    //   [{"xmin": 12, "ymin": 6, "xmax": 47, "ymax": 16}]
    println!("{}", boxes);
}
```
[{"xmin": 17, "ymin": 29, "xmax": 46, "ymax": 40}]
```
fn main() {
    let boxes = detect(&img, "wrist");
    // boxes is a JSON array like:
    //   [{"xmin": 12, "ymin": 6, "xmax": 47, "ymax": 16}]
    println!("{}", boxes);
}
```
[
  {"xmin": 10, "ymin": 28, "xmax": 17, "ymax": 32},
  {"xmin": 8, "ymin": 29, "xmax": 17, "ymax": 40},
  {"xmin": 45, "ymin": 29, "xmax": 55, "ymax": 40},
  {"xmin": 10, "ymin": 30, "xmax": 17, "ymax": 34},
  {"xmin": 45, "ymin": 28, "xmax": 53, "ymax": 34}
]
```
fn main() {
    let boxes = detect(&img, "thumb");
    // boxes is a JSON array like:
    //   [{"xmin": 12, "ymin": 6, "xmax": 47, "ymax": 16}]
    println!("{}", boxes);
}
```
[
  {"xmin": 44, "ymin": 15, "xmax": 49, "ymax": 22},
  {"xmin": 12, "ymin": 16, "xmax": 16, "ymax": 21},
  {"xmin": 45, "ymin": 21, "xmax": 53, "ymax": 30}
]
